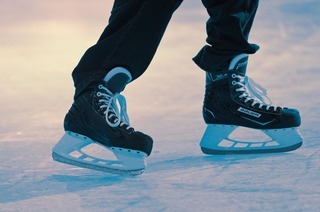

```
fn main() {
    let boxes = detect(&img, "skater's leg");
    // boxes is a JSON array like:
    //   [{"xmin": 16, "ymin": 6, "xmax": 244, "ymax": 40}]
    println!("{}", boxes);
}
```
[
  {"xmin": 193, "ymin": 0, "xmax": 260, "ymax": 72},
  {"xmin": 200, "ymin": 54, "xmax": 303, "ymax": 154},
  {"xmin": 53, "ymin": 0, "xmax": 183, "ymax": 173},
  {"xmin": 72, "ymin": 0, "xmax": 183, "ymax": 98},
  {"xmin": 197, "ymin": 0, "xmax": 302, "ymax": 154}
]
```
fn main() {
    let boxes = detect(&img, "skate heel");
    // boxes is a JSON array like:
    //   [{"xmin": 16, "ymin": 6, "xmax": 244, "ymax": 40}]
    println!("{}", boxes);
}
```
[
  {"xmin": 200, "ymin": 124, "xmax": 236, "ymax": 154},
  {"xmin": 52, "ymin": 131, "xmax": 147, "ymax": 175}
]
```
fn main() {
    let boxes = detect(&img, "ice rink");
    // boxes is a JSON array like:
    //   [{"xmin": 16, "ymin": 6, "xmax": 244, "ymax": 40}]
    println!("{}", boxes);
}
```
[{"xmin": 1, "ymin": 0, "xmax": 319, "ymax": 211}]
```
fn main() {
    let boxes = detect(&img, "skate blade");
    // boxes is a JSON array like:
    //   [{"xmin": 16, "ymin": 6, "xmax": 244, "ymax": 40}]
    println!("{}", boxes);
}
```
[
  {"xmin": 200, "ymin": 124, "xmax": 303, "ymax": 154},
  {"xmin": 52, "ymin": 132, "xmax": 147, "ymax": 175}
]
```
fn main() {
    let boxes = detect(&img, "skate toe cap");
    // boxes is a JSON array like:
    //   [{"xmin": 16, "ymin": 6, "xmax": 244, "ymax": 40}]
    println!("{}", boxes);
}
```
[
  {"xmin": 282, "ymin": 107, "xmax": 301, "ymax": 127},
  {"xmin": 125, "ymin": 132, "xmax": 153, "ymax": 156}
]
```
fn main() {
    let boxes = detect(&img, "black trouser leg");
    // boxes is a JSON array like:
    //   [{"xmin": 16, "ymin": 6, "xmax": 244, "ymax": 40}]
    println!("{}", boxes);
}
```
[
  {"xmin": 193, "ymin": 0, "xmax": 260, "ymax": 72},
  {"xmin": 72, "ymin": 0, "xmax": 183, "ymax": 98}
]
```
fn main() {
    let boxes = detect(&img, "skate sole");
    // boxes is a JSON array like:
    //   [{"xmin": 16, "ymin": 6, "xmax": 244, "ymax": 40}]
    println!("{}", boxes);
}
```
[
  {"xmin": 52, "ymin": 151, "xmax": 144, "ymax": 175},
  {"xmin": 200, "ymin": 125, "xmax": 303, "ymax": 155},
  {"xmin": 201, "ymin": 141, "xmax": 303, "ymax": 155},
  {"xmin": 52, "ymin": 132, "xmax": 147, "ymax": 175}
]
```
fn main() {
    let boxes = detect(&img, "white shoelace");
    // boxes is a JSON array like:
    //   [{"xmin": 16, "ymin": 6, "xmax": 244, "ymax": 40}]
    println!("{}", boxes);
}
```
[
  {"xmin": 96, "ymin": 84, "xmax": 131, "ymax": 130},
  {"xmin": 231, "ymin": 73, "xmax": 277, "ymax": 111}
]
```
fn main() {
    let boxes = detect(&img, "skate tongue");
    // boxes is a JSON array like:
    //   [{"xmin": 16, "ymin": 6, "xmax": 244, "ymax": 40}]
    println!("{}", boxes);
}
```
[
  {"xmin": 103, "ymin": 67, "xmax": 132, "ymax": 94},
  {"xmin": 206, "ymin": 54, "xmax": 248, "ymax": 85},
  {"xmin": 228, "ymin": 54, "xmax": 248, "ymax": 76}
]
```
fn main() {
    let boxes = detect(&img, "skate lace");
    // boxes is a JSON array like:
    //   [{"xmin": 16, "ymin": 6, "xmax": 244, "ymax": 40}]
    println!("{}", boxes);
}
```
[
  {"xmin": 96, "ymin": 84, "xmax": 132, "ymax": 130},
  {"xmin": 231, "ymin": 73, "xmax": 279, "ymax": 111}
]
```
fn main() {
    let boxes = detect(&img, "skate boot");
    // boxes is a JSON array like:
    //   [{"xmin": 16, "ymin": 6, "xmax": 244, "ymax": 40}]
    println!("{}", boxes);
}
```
[
  {"xmin": 200, "ymin": 54, "xmax": 303, "ymax": 154},
  {"xmin": 52, "ymin": 67, "xmax": 153, "ymax": 175}
]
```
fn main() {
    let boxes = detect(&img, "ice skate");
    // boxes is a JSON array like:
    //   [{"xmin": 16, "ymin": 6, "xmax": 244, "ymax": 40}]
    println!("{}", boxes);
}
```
[
  {"xmin": 52, "ymin": 67, "xmax": 153, "ymax": 175},
  {"xmin": 200, "ymin": 54, "xmax": 303, "ymax": 154}
]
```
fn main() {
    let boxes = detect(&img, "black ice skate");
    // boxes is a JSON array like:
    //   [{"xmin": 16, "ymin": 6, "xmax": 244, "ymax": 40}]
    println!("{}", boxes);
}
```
[
  {"xmin": 201, "ymin": 54, "xmax": 303, "ymax": 154},
  {"xmin": 52, "ymin": 67, "xmax": 153, "ymax": 175}
]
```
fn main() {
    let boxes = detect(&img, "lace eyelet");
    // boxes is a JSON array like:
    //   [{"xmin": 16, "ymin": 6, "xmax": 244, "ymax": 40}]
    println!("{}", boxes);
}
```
[
  {"xmin": 97, "ymin": 92, "xmax": 101, "ymax": 97},
  {"xmin": 98, "ymin": 85, "xmax": 103, "ymax": 89},
  {"xmin": 232, "ymin": 74, "xmax": 237, "ymax": 78},
  {"xmin": 232, "ymin": 81, "xmax": 237, "ymax": 86}
]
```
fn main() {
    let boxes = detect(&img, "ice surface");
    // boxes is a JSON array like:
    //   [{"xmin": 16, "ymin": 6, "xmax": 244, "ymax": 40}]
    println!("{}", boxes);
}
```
[{"xmin": 1, "ymin": 0, "xmax": 320, "ymax": 211}]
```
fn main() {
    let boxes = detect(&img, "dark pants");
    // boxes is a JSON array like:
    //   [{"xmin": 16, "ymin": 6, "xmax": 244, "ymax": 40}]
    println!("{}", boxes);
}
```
[{"xmin": 72, "ymin": 0, "xmax": 259, "ymax": 98}]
